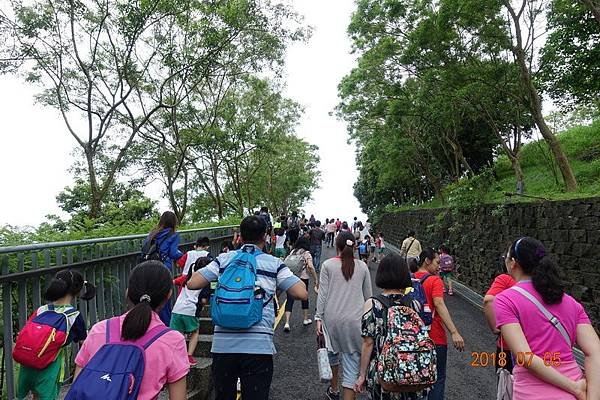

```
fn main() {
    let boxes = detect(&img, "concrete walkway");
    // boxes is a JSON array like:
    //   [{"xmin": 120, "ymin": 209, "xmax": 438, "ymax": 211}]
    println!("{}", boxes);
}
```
[{"xmin": 270, "ymin": 246, "xmax": 498, "ymax": 399}]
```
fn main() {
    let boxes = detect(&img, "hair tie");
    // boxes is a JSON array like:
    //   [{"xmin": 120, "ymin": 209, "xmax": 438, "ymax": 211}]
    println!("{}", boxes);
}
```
[
  {"xmin": 139, "ymin": 294, "xmax": 151, "ymax": 303},
  {"xmin": 346, "ymin": 239, "xmax": 353, "ymax": 246},
  {"xmin": 535, "ymin": 247, "xmax": 547, "ymax": 258}
]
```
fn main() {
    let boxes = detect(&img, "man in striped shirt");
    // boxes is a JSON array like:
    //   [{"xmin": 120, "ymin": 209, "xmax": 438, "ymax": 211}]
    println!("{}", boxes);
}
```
[{"xmin": 188, "ymin": 215, "xmax": 308, "ymax": 400}]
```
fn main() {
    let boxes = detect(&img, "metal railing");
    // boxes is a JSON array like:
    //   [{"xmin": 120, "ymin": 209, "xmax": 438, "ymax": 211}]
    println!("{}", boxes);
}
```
[{"xmin": 1, "ymin": 225, "xmax": 235, "ymax": 399}]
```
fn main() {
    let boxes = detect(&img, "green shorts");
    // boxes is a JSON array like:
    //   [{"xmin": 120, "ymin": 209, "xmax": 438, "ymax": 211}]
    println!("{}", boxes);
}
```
[
  {"xmin": 274, "ymin": 248, "xmax": 287, "ymax": 258},
  {"xmin": 17, "ymin": 353, "xmax": 63, "ymax": 400},
  {"xmin": 170, "ymin": 313, "xmax": 200, "ymax": 333},
  {"xmin": 440, "ymin": 271, "xmax": 454, "ymax": 279}
]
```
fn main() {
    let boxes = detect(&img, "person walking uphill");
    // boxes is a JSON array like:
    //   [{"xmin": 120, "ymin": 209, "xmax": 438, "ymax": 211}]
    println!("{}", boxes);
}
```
[
  {"xmin": 400, "ymin": 230, "xmax": 421, "ymax": 264},
  {"xmin": 15, "ymin": 270, "xmax": 95, "ymax": 400},
  {"xmin": 494, "ymin": 237, "xmax": 600, "ymax": 400},
  {"xmin": 316, "ymin": 231, "xmax": 373, "ymax": 400},
  {"xmin": 187, "ymin": 216, "xmax": 308, "ymax": 400},
  {"xmin": 141, "ymin": 211, "xmax": 183, "ymax": 325},
  {"xmin": 69, "ymin": 261, "xmax": 190, "ymax": 400},
  {"xmin": 414, "ymin": 248, "xmax": 464, "ymax": 400}
]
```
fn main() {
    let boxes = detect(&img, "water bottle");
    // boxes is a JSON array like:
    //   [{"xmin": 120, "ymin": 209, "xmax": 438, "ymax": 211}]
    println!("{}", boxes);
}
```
[{"xmin": 423, "ymin": 304, "xmax": 432, "ymax": 330}]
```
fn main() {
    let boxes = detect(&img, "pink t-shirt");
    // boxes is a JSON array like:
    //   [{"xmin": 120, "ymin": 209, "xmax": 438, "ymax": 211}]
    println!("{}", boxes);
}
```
[
  {"xmin": 494, "ymin": 281, "xmax": 590, "ymax": 399},
  {"xmin": 75, "ymin": 312, "xmax": 189, "ymax": 400}
]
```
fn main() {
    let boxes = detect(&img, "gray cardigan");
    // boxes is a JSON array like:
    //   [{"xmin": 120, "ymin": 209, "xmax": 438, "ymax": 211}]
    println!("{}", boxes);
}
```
[{"xmin": 315, "ymin": 257, "xmax": 372, "ymax": 354}]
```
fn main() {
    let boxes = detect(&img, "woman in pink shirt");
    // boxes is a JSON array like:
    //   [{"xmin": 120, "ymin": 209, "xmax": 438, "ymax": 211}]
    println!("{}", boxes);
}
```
[
  {"xmin": 494, "ymin": 237, "xmax": 600, "ymax": 400},
  {"xmin": 74, "ymin": 261, "xmax": 190, "ymax": 400}
]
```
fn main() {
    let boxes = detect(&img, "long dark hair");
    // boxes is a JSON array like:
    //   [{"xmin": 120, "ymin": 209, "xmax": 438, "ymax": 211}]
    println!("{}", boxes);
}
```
[
  {"xmin": 336, "ymin": 231, "xmax": 356, "ymax": 281},
  {"xmin": 418, "ymin": 248, "xmax": 437, "ymax": 267},
  {"xmin": 149, "ymin": 211, "xmax": 178, "ymax": 239},
  {"xmin": 294, "ymin": 236, "xmax": 310, "ymax": 252},
  {"xmin": 45, "ymin": 269, "xmax": 96, "ymax": 302},
  {"xmin": 122, "ymin": 261, "xmax": 172, "ymax": 340},
  {"xmin": 509, "ymin": 237, "xmax": 564, "ymax": 304}
]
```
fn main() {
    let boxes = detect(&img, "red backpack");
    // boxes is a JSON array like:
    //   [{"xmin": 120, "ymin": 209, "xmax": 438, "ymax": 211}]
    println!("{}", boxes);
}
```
[{"xmin": 13, "ymin": 304, "xmax": 79, "ymax": 369}]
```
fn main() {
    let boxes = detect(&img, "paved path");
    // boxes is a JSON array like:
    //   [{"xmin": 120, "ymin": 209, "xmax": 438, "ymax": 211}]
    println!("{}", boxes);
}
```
[{"xmin": 270, "ymin": 246, "xmax": 498, "ymax": 399}]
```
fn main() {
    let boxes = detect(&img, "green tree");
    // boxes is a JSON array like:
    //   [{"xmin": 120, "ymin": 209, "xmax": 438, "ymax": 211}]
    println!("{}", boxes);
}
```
[{"xmin": 541, "ymin": 0, "xmax": 600, "ymax": 109}]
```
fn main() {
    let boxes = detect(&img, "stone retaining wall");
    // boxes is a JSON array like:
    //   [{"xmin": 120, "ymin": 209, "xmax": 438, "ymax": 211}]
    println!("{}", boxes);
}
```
[{"xmin": 378, "ymin": 198, "xmax": 600, "ymax": 331}]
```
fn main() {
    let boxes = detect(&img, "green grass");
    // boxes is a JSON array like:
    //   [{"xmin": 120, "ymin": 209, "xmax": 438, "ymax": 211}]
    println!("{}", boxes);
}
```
[{"xmin": 415, "ymin": 120, "xmax": 600, "ymax": 210}]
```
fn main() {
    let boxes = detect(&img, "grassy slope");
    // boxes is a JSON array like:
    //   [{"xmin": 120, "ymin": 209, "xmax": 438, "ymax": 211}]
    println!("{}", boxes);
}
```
[
  {"xmin": 414, "ymin": 121, "xmax": 600, "ymax": 210},
  {"xmin": 489, "ymin": 121, "xmax": 600, "ymax": 202}
]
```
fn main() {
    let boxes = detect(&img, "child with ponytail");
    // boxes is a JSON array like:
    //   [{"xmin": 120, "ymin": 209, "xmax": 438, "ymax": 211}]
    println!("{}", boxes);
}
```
[
  {"xmin": 15, "ymin": 269, "xmax": 95, "ymax": 400},
  {"xmin": 494, "ymin": 237, "xmax": 600, "ymax": 400},
  {"xmin": 72, "ymin": 261, "xmax": 189, "ymax": 400}
]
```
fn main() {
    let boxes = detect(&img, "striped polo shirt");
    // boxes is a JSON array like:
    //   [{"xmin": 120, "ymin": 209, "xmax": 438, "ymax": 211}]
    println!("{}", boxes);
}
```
[{"xmin": 198, "ymin": 244, "xmax": 299, "ymax": 355}]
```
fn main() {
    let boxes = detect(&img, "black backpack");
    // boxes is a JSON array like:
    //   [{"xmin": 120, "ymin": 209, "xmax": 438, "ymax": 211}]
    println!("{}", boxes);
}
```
[{"xmin": 139, "ymin": 233, "xmax": 172, "ymax": 263}]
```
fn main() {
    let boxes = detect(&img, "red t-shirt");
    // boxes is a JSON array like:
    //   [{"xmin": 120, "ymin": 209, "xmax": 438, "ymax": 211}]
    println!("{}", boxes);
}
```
[
  {"xmin": 486, "ymin": 274, "xmax": 516, "ymax": 349},
  {"xmin": 414, "ymin": 271, "xmax": 446, "ymax": 345}
]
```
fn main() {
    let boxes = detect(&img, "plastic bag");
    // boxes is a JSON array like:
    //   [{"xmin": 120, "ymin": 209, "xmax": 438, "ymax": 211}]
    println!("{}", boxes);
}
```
[{"xmin": 497, "ymin": 368, "xmax": 513, "ymax": 400}]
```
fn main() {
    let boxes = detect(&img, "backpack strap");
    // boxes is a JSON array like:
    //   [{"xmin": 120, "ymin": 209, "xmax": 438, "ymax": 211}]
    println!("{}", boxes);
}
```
[
  {"xmin": 419, "ymin": 273, "xmax": 432, "ymax": 284},
  {"xmin": 510, "ymin": 286, "xmax": 572, "ymax": 347},
  {"xmin": 139, "ymin": 325, "xmax": 171, "ymax": 349},
  {"xmin": 106, "ymin": 317, "xmax": 171, "ymax": 349}
]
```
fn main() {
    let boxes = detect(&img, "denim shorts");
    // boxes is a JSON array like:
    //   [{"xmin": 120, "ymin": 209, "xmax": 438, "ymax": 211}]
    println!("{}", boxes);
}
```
[{"xmin": 328, "ymin": 351, "xmax": 361, "ymax": 389}]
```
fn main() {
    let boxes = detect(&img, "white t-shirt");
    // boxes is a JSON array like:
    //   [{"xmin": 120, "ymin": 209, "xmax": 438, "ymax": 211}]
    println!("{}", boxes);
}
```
[
  {"xmin": 182, "ymin": 249, "xmax": 210, "ymax": 275},
  {"xmin": 275, "ymin": 234, "xmax": 286, "ymax": 249},
  {"xmin": 173, "ymin": 285, "xmax": 200, "ymax": 316}
]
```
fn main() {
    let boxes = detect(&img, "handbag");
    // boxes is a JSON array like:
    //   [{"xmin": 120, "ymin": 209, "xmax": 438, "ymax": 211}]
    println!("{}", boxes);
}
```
[{"xmin": 317, "ymin": 334, "xmax": 332, "ymax": 382}]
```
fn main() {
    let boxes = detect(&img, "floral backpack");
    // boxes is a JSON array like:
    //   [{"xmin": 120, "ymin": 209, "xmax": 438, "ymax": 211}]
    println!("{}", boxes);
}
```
[{"xmin": 372, "ymin": 294, "xmax": 437, "ymax": 393}]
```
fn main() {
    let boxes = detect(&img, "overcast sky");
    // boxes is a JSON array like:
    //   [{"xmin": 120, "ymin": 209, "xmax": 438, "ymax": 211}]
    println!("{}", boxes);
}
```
[{"xmin": 0, "ymin": 0, "xmax": 366, "ymax": 228}]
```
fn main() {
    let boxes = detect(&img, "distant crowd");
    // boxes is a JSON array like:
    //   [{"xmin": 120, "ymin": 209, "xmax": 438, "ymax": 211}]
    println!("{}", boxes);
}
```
[{"xmin": 11, "ymin": 209, "xmax": 600, "ymax": 400}]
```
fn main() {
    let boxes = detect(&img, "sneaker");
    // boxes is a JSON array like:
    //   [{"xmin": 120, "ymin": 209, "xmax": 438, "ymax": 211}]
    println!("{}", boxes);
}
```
[
  {"xmin": 303, "ymin": 318, "xmax": 312, "ymax": 326},
  {"xmin": 448, "ymin": 290, "xmax": 454, "ymax": 296},
  {"xmin": 443, "ymin": 287, "xmax": 447, "ymax": 293},
  {"xmin": 188, "ymin": 355, "xmax": 197, "ymax": 366},
  {"xmin": 284, "ymin": 323, "xmax": 290, "ymax": 332},
  {"xmin": 326, "ymin": 386, "xmax": 340, "ymax": 400}
]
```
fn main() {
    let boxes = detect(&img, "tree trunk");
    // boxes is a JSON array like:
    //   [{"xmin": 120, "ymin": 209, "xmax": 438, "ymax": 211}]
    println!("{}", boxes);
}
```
[
  {"xmin": 86, "ymin": 148, "xmax": 102, "ymax": 219},
  {"xmin": 504, "ymin": 2, "xmax": 579, "ymax": 191},
  {"xmin": 581, "ymin": 0, "xmax": 600, "ymax": 24}
]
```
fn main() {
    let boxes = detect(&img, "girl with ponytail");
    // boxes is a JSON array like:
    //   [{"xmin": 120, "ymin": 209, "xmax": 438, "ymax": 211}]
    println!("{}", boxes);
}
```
[
  {"xmin": 315, "ymin": 231, "xmax": 373, "ymax": 400},
  {"xmin": 74, "ymin": 261, "xmax": 189, "ymax": 399},
  {"xmin": 494, "ymin": 237, "xmax": 600, "ymax": 400},
  {"xmin": 16, "ymin": 270, "xmax": 95, "ymax": 400}
]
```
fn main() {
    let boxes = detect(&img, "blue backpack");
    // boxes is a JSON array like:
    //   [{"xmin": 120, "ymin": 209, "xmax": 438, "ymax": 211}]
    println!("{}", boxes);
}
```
[
  {"xmin": 65, "ymin": 318, "xmax": 170, "ymax": 400},
  {"xmin": 211, "ymin": 245, "xmax": 269, "ymax": 329},
  {"xmin": 358, "ymin": 242, "xmax": 368, "ymax": 254},
  {"xmin": 410, "ymin": 273, "xmax": 433, "ymax": 326}
]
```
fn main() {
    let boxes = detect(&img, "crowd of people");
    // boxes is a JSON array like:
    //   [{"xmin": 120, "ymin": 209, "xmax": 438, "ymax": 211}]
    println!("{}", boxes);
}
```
[{"xmin": 11, "ymin": 209, "xmax": 600, "ymax": 400}]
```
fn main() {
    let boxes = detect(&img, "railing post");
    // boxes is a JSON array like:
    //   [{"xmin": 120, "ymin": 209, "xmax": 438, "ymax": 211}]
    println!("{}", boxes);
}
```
[{"xmin": 2, "ymin": 255, "xmax": 15, "ymax": 399}]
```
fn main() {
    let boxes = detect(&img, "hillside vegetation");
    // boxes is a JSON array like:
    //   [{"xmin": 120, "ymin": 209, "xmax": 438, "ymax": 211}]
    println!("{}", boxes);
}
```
[{"xmin": 403, "ymin": 121, "xmax": 600, "ymax": 212}]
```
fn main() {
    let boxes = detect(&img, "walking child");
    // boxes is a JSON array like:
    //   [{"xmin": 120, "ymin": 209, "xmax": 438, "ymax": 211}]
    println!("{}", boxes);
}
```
[
  {"xmin": 274, "ymin": 227, "xmax": 287, "ymax": 259},
  {"xmin": 14, "ymin": 270, "xmax": 95, "ymax": 400},
  {"xmin": 69, "ymin": 261, "xmax": 189, "ymax": 400},
  {"xmin": 171, "ymin": 257, "xmax": 213, "ymax": 366},
  {"xmin": 438, "ymin": 245, "xmax": 455, "ymax": 296}
]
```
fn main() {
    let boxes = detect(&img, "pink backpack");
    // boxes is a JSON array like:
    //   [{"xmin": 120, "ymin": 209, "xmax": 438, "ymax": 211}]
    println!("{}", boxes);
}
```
[{"xmin": 439, "ymin": 254, "xmax": 454, "ymax": 272}]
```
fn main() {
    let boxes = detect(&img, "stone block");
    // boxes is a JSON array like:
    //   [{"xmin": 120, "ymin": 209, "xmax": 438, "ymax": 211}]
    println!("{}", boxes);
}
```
[
  {"xmin": 569, "ymin": 230, "xmax": 587, "ymax": 242},
  {"xmin": 572, "ymin": 243, "xmax": 593, "ymax": 257},
  {"xmin": 587, "ymin": 230, "xmax": 600, "ymax": 245}
]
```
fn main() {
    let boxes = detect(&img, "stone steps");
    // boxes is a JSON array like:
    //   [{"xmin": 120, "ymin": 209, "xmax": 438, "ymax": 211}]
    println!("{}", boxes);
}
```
[
  {"xmin": 192, "ymin": 334, "xmax": 214, "ymax": 358},
  {"xmin": 198, "ymin": 317, "xmax": 214, "ymax": 335}
]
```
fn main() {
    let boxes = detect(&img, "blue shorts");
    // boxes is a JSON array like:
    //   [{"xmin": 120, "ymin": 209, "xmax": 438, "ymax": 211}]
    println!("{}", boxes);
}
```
[{"xmin": 327, "ymin": 351, "xmax": 360, "ymax": 389}]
